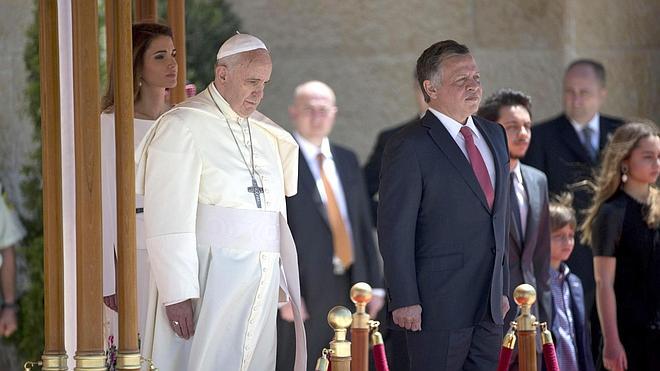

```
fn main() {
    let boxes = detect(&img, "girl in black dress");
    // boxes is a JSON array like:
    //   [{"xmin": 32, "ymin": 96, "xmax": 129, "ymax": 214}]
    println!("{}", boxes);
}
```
[{"xmin": 581, "ymin": 121, "xmax": 660, "ymax": 371}]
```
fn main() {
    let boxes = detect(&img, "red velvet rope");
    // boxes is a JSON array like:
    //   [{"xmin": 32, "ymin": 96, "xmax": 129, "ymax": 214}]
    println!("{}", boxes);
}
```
[
  {"xmin": 372, "ymin": 343, "xmax": 390, "ymax": 371},
  {"xmin": 497, "ymin": 346, "xmax": 513, "ymax": 371},
  {"xmin": 542, "ymin": 343, "xmax": 560, "ymax": 371}
]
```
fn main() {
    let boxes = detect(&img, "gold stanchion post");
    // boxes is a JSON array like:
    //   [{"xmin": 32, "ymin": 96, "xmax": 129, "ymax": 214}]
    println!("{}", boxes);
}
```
[
  {"xmin": 328, "ymin": 306, "xmax": 353, "ymax": 371},
  {"xmin": 513, "ymin": 284, "xmax": 538, "ymax": 371},
  {"xmin": 350, "ymin": 282, "xmax": 372, "ymax": 371}
]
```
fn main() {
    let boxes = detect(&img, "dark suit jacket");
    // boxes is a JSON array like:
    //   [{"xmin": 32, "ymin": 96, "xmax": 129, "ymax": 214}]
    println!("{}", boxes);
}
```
[
  {"xmin": 551, "ymin": 266, "xmax": 596, "ymax": 371},
  {"xmin": 277, "ymin": 142, "xmax": 383, "ymax": 370},
  {"xmin": 364, "ymin": 118, "xmax": 418, "ymax": 223},
  {"xmin": 506, "ymin": 164, "xmax": 552, "ymax": 354},
  {"xmin": 378, "ymin": 112, "xmax": 510, "ymax": 330},
  {"xmin": 522, "ymin": 113, "xmax": 623, "ymax": 316},
  {"xmin": 507, "ymin": 164, "xmax": 552, "ymax": 323}
]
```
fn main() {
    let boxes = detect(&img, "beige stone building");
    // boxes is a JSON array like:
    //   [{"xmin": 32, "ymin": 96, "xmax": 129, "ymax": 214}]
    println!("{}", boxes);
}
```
[
  {"xmin": 1, "ymin": 0, "xmax": 659, "ymax": 199},
  {"xmin": 226, "ymin": 0, "xmax": 660, "ymax": 161}
]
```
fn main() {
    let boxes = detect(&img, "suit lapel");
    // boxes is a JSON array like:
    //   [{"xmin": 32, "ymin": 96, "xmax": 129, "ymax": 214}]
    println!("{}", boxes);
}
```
[
  {"xmin": 521, "ymin": 167, "xmax": 538, "ymax": 245},
  {"xmin": 557, "ymin": 115, "xmax": 593, "ymax": 164},
  {"xmin": 422, "ymin": 112, "xmax": 490, "ymax": 212},
  {"xmin": 298, "ymin": 151, "xmax": 329, "ymax": 226}
]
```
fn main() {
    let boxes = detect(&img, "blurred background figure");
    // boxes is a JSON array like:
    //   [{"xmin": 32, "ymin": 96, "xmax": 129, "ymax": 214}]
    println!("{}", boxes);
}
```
[
  {"xmin": 581, "ymin": 121, "xmax": 660, "ymax": 371},
  {"xmin": 523, "ymin": 59, "xmax": 624, "ymax": 359},
  {"xmin": 0, "ymin": 183, "xmax": 24, "ymax": 338},
  {"xmin": 277, "ymin": 80, "xmax": 384, "ymax": 371},
  {"xmin": 478, "ymin": 89, "xmax": 552, "ymax": 371},
  {"xmin": 548, "ymin": 194, "xmax": 595, "ymax": 371},
  {"xmin": 100, "ymin": 22, "xmax": 177, "ymax": 353},
  {"xmin": 364, "ymin": 74, "xmax": 428, "ymax": 223}
]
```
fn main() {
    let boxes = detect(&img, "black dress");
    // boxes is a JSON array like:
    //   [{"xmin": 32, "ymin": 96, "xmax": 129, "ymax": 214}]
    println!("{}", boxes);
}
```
[{"xmin": 592, "ymin": 191, "xmax": 660, "ymax": 371}]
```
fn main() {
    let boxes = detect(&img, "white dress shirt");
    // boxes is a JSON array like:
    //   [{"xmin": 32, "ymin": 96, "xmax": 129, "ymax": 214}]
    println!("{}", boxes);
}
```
[
  {"xmin": 511, "ymin": 162, "xmax": 529, "ymax": 238},
  {"xmin": 570, "ymin": 113, "xmax": 600, "ymax": 151},
  {"xmin": 294, "ymin": 132, "xmax": 354, "ymax": 237},
  {"xmin": 429, "ymin": 108, "xmax": 496, "ymax": 189}
]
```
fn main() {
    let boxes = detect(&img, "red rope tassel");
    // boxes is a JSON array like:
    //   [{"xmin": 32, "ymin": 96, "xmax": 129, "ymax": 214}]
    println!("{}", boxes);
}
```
[
  {"xmin": 542, "ymin": 343, "xmax": 559, "ymax": 371},
  {"xmin": 497, "ymin": 323, "xmax": 517, "ymax": 371},
  {"xmin": 372, "ymin": 343, "xmax": 389, "ymax": 371},
  {"xmin": 497, "ymin": 347, "xmax": 513, "ymax": 371},
  {"xmin": 540, "ymin": 323, "xmax": 559, "ymax": 371},
  {"xmin": 369, "ymin": 321, "xmax": 390, "ymax": 371}
]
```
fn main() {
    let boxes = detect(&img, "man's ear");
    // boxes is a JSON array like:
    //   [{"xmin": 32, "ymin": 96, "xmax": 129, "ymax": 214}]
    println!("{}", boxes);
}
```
[
  {"xmin": 215, "ymin": 64, "xmax": 228, "ymax": 83},
  {"xmin": 423, "ymin": 80, "xmax": 437, "ymax": 100}
]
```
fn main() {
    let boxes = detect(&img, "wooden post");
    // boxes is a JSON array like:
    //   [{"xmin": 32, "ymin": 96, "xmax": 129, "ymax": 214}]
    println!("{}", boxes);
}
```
[
  {"xmin": 518, "ymin": 331, "xmax": 538, "ymax": 371},
  {"xmin": 72, "ymin": 1, "xmax": 105, "ymax": 369},
  {"xmin": 112, "ymin": 1, "xmax": 140, "ymax": 369},
  {"xmin": 350, "ymin": 283, "xmax": 372, "ymax": 371},
  {"xmin": 104, "ymin": 0, "xmax": 114, "ymax": 84},
  {"xmin": 39, "ymin": 1, "xmax": 68, "ymax": 369},
  {"xmin": 167, "ymin": 0, "xmax": 186, "ymax": 104},
  {"xmin": 135, "ymin": 0, "xmax": 158, "ymax": 23}
]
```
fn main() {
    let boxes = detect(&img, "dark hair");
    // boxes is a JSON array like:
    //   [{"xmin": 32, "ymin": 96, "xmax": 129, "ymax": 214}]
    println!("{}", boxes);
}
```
[
  {"xmin": 478, "ymin": 89, "xmax": 532, "ymax": 122},
  {"xmin": 102, "ymin": 23, "xmax": 173, "ymax": 111},
  {"xmin": 566, "ymin": 59, "xmax": 606, "ymax": 87},
  {"xmin": 416, "ymin": 40, "xmax": 470, "ymax": 102},
  {"xmin": 549, "ymin": 193, "xmax": 577, "ymax": 231}
]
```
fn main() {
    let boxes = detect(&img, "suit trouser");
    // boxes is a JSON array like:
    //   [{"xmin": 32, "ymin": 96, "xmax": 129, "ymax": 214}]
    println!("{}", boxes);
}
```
[{"xmin": 405, "ymin": 319, "xmax": 502, "ymax": 371}]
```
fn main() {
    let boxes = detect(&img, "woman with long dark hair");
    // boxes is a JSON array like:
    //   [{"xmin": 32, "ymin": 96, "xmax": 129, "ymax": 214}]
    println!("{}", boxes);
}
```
[
  {"xmin": 581, "ymin": 121, "xmax": 660, "ymax": 371},
  {"xmin": 101, "ymin": 22, "xmax": 177, "ymax": 352}
]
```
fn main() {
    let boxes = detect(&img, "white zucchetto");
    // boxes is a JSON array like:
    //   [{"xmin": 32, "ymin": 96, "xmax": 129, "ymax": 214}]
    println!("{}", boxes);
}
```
[{"xmin": 216, "ymin": 33, "xmax": 268, "ymax": 60}]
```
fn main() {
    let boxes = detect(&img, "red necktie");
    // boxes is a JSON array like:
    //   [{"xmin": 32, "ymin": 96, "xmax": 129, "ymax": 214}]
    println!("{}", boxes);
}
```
[{"xmin": 460, "ymin": 126, "xmax": 494, "ymax": 209}]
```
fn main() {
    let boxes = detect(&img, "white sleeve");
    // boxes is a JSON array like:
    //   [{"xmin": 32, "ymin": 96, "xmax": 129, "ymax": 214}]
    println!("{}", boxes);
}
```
[
  {"xmin": 143, "ymin": 114, "xmax": 202, "ymax": 305},
  {"xmin": 100, "ymin": 114, "xmax": 118, "ymax": 297}
]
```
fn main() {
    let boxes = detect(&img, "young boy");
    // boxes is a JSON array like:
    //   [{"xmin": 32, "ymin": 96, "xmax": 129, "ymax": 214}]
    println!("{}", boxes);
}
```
[{"xmin": 549, "ymin": 194, "xmax": 595, "ymax": 371}]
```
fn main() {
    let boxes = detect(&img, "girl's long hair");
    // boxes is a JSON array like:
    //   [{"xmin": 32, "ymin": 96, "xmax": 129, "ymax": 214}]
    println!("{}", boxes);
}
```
[{"xmin": 581, "ymin": 120, "xmax": 660, "ymax": 245}]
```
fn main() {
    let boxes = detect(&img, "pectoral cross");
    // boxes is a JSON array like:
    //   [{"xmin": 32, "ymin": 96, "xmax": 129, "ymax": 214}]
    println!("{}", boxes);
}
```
[{"xmin": 247, "ymin": 176, "xmax": 264, "ymax": 208}]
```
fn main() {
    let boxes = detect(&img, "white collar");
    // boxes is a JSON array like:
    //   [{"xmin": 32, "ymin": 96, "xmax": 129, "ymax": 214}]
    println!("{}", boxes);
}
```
[
  {"xmin": 428, "ymin": 108, "xmax": 480, "ymax": 140},
  {"xmin": 570, "ymin": 112, "xmax": 599, "ymax": 134},
  {"xmin": 294, "ymin": 132, "xmax": 333, "ymax": 161},
  {"xmin": 207, "ymin": 82, "xmax": 246, "ymax": 125},
  {"xmin": 511, "ymin": 162, "xmax": 523, "ymax": 184}
]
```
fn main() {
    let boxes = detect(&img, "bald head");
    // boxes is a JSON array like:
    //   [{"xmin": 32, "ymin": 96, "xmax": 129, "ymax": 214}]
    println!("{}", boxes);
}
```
[
  {"xmin": 290, "ymin": 80, "xmax": 338, "ymax": 146},
  {"xmin": 563, "ymin": 59, "xmax": 607, "ymax": 124}
]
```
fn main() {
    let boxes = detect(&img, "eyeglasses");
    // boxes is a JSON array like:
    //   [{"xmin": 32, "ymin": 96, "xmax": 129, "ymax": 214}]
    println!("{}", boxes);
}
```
[
  {"xmin": 551, "ymin": 234, "xmax": 575, "ymax": 244},
  {"xmin": 503, "ymin": 124, "xmax": 532, "ymax": 135}
]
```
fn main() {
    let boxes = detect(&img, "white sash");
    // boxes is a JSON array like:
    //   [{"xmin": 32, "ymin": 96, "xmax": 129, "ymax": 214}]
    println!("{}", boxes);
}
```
[{"xmin": 195, "ymin": 204, "xmax": 307, "ymax": 371}]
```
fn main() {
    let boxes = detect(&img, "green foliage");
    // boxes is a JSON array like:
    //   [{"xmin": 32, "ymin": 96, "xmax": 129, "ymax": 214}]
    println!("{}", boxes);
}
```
[
  {"xmin": 159, "ymin": 0, "xmax": 242, "ymax": 91},
  {"xmin": 11, "ymin": 1, "xmax": 45, "ymax": 360}
]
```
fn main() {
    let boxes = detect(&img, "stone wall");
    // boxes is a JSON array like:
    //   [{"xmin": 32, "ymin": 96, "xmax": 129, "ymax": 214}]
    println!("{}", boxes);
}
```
[
  {"xmin": 225, "ymin": 0, "xmax": 660, "ymax": 162},
  {"xmin": 0, "ymin": 0, "xmax": 34, "ymax": 214}
]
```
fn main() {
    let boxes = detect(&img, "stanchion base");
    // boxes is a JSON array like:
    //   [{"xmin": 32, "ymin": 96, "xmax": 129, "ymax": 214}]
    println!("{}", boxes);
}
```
[
  {"xmin": 74, "ymin": 353, "xmax": 106, "ymax": 371},
  {"xmin": 116, "ymin": 352, "xmax": 141, "ymax": 370},
  {"xmin": 42, "ymin": 353, "xmax": 68, "ymax": 370}
]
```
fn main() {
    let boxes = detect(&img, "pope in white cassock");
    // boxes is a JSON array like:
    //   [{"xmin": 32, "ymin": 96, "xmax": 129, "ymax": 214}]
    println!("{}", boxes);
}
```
[{"xmin": 135, "ymin": 34, "xmax": 307, "ymax": 371}]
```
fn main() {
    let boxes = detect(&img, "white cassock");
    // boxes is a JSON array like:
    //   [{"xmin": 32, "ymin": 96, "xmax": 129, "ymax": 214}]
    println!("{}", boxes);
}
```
[
  {"xmin": 100, "ymin": 112, "xmax": 154, "ymax": 348},
  {"xmin": 135, "ymin": 83, "xmax": 306, "ymax": 371}
]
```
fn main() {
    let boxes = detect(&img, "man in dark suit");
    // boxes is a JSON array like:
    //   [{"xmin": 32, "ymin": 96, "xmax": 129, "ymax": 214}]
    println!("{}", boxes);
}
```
[
  {"xmin": 522, "ymin": 59, "xmax": 623, "ymax": 360},
  {"xmin": 276, "ymin": 81, "xmax": 384, "ymax": 371},
  {"xmin": 378, "ymin": 40, "xmax": 511, "ymax": 370},
  {"xmin": 364, "ymin": 79, "xmax": 427, "ymax": 223},
  {"xmin": 478, "ymin": 89, "xmax": 552, "ymax": 370}
]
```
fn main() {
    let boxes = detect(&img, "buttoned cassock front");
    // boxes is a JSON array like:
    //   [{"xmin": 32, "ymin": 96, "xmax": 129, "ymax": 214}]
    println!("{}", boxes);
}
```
[{"xmin": 135, "ymin": 83, "xmax": 306, "ymax": 371}]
